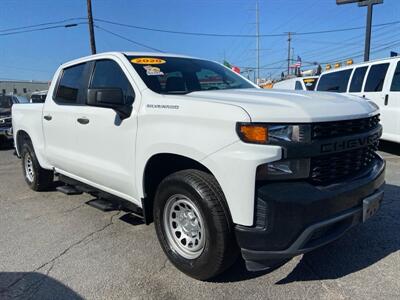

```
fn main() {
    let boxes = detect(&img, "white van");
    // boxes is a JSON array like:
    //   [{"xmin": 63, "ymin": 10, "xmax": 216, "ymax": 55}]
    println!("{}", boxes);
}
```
[
  {"xmin": 316, "ymin": 56, "xmax": 400, "ymax": 143},
  {"xmin": 273, "ymin": 76, "xmax": 319, "ymax": 91}
]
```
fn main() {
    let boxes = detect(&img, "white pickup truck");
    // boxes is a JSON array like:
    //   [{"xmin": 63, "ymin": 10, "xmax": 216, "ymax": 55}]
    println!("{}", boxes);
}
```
[{"xmin": 12, "ymin": 52, "xmax": 385, "ymax": 280}]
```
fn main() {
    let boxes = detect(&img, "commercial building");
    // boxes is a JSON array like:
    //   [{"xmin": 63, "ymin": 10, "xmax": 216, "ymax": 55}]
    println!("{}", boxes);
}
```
[{"xmin": 0, "ymin": 80, "xmax": 49, "ymax": 98}]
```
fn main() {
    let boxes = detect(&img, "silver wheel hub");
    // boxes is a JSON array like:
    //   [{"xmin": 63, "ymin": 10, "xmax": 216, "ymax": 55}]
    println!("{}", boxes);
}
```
[
  {"xmin": 24, "ymin": 153, "xmax": 34, "ymax": 183},
  {"xmin": 163, "ymin": 195, "xmax": 205, "ymax": 259}
]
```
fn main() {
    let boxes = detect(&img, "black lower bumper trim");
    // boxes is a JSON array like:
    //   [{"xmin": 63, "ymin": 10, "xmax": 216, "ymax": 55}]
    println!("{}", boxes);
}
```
[{"xmin": 236, "ymin": 157, "xmax": 385, "ymax": 271}]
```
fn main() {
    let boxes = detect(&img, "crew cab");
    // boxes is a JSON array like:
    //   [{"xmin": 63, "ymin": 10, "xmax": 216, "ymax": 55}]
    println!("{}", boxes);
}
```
[{"xmin": 12, "ymin": 52, "xmax": 385, "ymax": 280}]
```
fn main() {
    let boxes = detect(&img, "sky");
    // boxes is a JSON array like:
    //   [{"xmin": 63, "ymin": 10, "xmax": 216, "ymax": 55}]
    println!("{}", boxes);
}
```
[{"xmin": 0, "ymin": 0, "xmax": 399, "ymax": 81}]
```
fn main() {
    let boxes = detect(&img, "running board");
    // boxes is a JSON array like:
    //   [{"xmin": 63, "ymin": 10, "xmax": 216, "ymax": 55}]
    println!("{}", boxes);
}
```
[
  {"xmin": 57, "ymin": 174, "xmax": 146, "ymax": 221},
  {"xmin": 56, "ymin": 185, "xmax": 83, "ymax": 195}
]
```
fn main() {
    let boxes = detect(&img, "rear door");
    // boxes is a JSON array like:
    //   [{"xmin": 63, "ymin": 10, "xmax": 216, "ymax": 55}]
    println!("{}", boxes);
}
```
[
  {"xmin": 362, "ymin": 62, "xmax": 393, "ymax": 138},
  {"xmin": 43, "ymin": 62, "xmax": 89, "ymax": 173},
  {"xmin": 385, "ymin": 60, "xmax": 400, "ymax": 142},
  {"xmin": 71, "ymin": 58, "xmax": 139, "ymax": 201}
]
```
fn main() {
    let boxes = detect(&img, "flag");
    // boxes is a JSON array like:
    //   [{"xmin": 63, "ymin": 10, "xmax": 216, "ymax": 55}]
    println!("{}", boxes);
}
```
[
  {"xmin": 223, "ymin": 60, "xmax": 232, "ymax": 68},
  {"xmin": 294, "ymin": 56, "xmax": 302, "ymax": 68},
  {"xmin": 231, "ymin": 66, "xmax": 241, "ymax": 74}
]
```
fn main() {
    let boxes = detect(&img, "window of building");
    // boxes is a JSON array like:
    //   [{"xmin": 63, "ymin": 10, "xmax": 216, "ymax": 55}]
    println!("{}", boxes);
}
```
[
  {"xmin": 13, "ymin": 88, "xmax": 17, "ymax": 94},
  {"xmin": 23, "ymin": 88, "xmax": 27, "ymax": 93},
  {"xmin": 1, "ymin": 89, "xmax": 5, "ymax": 94},
  {"xmin": 55, "ymin": 63, "xmax": 86, "ymax": 104},
  {"xmin": 316, "ymin": 69, "xmax": 353, "ymax": 93},
  {"xmin": 364, "ymin": 63, "xmax": 389, "ymax": 92}
]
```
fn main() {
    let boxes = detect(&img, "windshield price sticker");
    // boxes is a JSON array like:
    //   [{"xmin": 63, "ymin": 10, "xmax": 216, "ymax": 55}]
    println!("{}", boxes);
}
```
[
  {"xmin": 144, "ymin": 65, "xmax": 164, "ymax": 76},
  {"xmin": 131, "ymin": 57, "xmax": 166, "ymax": 65}
]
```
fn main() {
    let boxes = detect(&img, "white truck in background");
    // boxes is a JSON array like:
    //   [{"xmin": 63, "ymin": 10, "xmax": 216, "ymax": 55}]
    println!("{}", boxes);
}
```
[
  {"xmin": 316, "ymin": 56, "xmax": 400, "ymax": 143},
  {"xmin": 12, "ymin": 52, "xmax": 385, "ymax": 280}
]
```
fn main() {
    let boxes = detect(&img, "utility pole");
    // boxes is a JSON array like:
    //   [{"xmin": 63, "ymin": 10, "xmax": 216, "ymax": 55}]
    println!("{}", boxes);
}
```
[
  {"xmin": 255, "ymin": 0, "xmax": 260, "ymax": 85},
  {"xmin": 287, "ymin": 32, "xmax": 292, "ymax": 76},
  {"xmin": 87, "ymin": 0, "xmax": 97, "ymax": 54},
  {"xmin": 336, "ymin": 0, "xmax": 383, "ymax": 62}
]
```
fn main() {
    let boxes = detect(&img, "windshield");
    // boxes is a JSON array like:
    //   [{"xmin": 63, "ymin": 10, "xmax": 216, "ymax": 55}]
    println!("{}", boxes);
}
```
[
  {"xmin": 0, "ymin": 95, "xmax": 13, "ymax": 108},
  {"xmin": 303, "ymin": 78, "xmax": 318, "ymax": 91},
  {"xmin": 127, "ymin": 56, "xmax": 254, "ymax": 94}
]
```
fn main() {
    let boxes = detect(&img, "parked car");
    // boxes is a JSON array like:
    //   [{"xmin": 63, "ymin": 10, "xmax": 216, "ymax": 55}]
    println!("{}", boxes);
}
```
[
  {"xmin": 0, "ymin": 94, "xmax": 28, "ymax": 144},
  {"xmin": 12, "ymin": 52, "xmax": 385, "ymax": 280},
  {"xmin": 316, "ymin": 56, "xmax": 400, "ymax": 143},
  {"xmin": 273, "ymin": 76, "xmax": 319, "ymax": 91},
  {"xmin": 30, "ymin": 90, "xmax": 48, "ymax": 103}
]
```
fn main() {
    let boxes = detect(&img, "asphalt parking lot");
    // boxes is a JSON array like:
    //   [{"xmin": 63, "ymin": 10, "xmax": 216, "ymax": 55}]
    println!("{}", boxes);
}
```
[{"xmin": 0, "ymin": 142, "xmax": 399, "ymax": 300}]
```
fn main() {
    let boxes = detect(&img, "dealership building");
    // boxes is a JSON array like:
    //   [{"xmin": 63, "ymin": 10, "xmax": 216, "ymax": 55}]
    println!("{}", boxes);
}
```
[{"xmin": 0, "ymin": 79, "xmax": 49, "ymax": 98}]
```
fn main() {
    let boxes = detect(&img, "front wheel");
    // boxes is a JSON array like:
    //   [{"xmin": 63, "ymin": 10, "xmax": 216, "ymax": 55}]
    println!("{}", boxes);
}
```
[{"xmin": 153, "ymin": 169, "xmax": 238, "ymax": 280}]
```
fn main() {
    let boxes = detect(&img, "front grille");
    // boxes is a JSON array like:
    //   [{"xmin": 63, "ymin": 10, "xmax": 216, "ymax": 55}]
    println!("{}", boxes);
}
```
[
  {"xmin": 310, "ymin": 144, "xmax": 378, "ymax": 185},
  {"xmin": 312, "ymin": 115, "xmax": 380, "ymax": 140}
]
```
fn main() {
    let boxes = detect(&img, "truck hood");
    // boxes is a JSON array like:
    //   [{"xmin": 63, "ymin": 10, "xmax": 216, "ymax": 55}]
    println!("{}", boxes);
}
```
[{"xmin": 186, "ymin": 88, "xmax": 378, "ymax": 123}]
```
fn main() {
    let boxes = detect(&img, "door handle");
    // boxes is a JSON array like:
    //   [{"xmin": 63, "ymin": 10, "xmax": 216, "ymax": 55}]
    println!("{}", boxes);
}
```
[
  {"xmin": 43, "ymin": 115, "xmax": 52, "ymax": 121},
  {"xmin": 77, "ymin": 117, "xmax": 90, "ymax": 125},
  {"xmin": 384, "ymin": 94, "xmax": 389, "ymax": 106},
  {"xmin": 362, "ymin": 95, "xmax": 366, "ymax": 98}
]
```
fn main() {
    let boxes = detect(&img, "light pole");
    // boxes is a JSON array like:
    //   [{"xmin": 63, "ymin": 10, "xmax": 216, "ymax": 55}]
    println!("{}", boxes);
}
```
[{"xmin": 336, "ymin": 0, "xmax": 384, "ymax": 62}]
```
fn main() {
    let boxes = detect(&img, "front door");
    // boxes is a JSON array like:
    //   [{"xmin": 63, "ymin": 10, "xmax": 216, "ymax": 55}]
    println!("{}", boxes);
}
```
[{"xmin": 71, "ymin": 59, "xmax": 139, "ymax": 202}]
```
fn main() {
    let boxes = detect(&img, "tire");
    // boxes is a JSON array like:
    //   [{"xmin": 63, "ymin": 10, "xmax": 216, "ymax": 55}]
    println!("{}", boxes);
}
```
[
  {"xmin": 20, "ymin": 141, "xmax": 53, "ymax": 191},
  {"xmin": 153, "ymin": 169, "xmax": 239, "ymax": 280}
]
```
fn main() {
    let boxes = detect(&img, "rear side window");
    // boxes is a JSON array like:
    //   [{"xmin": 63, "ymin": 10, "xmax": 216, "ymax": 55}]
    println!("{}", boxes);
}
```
[
  {"xmin": 90, "ymin": 60, "xmax": 135, "ymax": 105},
  {"xmin": 55, "ymin": 63, "xmax": 86, "ymax": 104},
  {"xmin": 364, "ymin": 63, "xmax": 389, "ymax": 92},
  {"xmin": 349, "ymin": 66, "xmax": 368, "ymax": 93},
  {"xmin": 390, "ymin": 61, "xmax": 400, "ymax": 92},
  {"xmin": 295, "ymin": 81, "xmax": 303, "ymax": 90},
  {"xmin": 317, "ymin": 69, "xmax": 352, "ymax": 93}
]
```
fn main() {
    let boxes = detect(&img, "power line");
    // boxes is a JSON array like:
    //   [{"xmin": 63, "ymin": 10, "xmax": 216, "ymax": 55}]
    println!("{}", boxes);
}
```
[
  {"xmin": 94, "ymin": 25, "xmax": 164, "ymax": 52},
  {"xmin": 0, "ymin": 17, "xmax": 86, "ymax": 33},
  {"xmin": 0, "ymin": 22, "xmax": 85, "ymax": 37},
  {"xmin": 94, "ymin": 18, "xmax": 400, "ymax": 38}
]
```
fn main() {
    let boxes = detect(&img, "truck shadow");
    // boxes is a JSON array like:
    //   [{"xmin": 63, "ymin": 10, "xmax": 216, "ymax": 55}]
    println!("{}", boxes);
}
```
[
  {"xmin": 0, "ymin": 140, "xmax": 14, "ymax": 151},
  {"xmin": 214, "ymin": 183, "xmax": 400, "ymax": 283},
  {"xmin": 0, "ymin": 272, "xmax": 83, "ymax": 300},
  {"xmin": 379, "ymin": 140, "xmax": 400, "ymax": 156}
]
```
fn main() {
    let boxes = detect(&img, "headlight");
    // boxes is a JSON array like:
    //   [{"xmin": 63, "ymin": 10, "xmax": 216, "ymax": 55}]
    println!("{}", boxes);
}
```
[
  {"xmin": 256, "ymin": 159, "xmax": 310, "ymax": 181},
  {"xmin": 236, "ymin": 123, "xmax": 310, "ymax": 144}
]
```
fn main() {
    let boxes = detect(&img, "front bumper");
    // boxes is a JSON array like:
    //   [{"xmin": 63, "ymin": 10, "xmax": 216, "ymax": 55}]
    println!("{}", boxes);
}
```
[
  {"xmin": 0, "ymin": 127, "xmax": 13, "ymax": 139},
  {"xmin": 235, "ymin": 156, "xmax": 385, "ymax": 271}
]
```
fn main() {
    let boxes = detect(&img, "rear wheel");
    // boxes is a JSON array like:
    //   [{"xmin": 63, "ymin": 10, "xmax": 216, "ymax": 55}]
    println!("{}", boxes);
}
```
[
  {"xmin": 20, "ymin": 142, "xmax": 53, "ymax": 191},
  {"xmin": 153, "ymin": 169, "xmax": 238, "ymax": 280}
]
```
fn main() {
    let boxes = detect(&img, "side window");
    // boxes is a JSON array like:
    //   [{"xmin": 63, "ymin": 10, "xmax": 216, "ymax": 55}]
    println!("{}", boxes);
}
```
[
  {"xmin": 90, "ymin": 60, "xmax": 135, "ymax": 105},
  {"xmin": 349, "ymin": 66, "xmax": 368, "ymax": 93},
  {"xmin": 316, "ymin": 69, "xmax": 352, "ymax": 93},
  {"xmin": 295, "ymin": 81, "xmax": 303, "ymax": 90},
  {"xmin": 364, "ymin": 63, "xmax": 389, "ymax": 92},
  {"xmin": 390, "ymin": 61, "xmax": 400, "ymax": 92},
  {"xmin": 55, "ymin": 63, "xmax": 86, "ymax": 104}
]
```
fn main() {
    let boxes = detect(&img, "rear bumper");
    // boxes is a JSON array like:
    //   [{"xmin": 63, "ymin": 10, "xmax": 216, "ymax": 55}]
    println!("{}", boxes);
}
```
[{"xmin": 235, "ymin": 156, "xmax": 385, "ymax": 271}]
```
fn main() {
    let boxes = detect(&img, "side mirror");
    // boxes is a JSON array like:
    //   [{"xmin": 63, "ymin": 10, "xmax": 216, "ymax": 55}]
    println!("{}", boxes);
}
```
[{"xmin": 87, "ymin": 88, "xmax": 132, "ymax": 119}]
